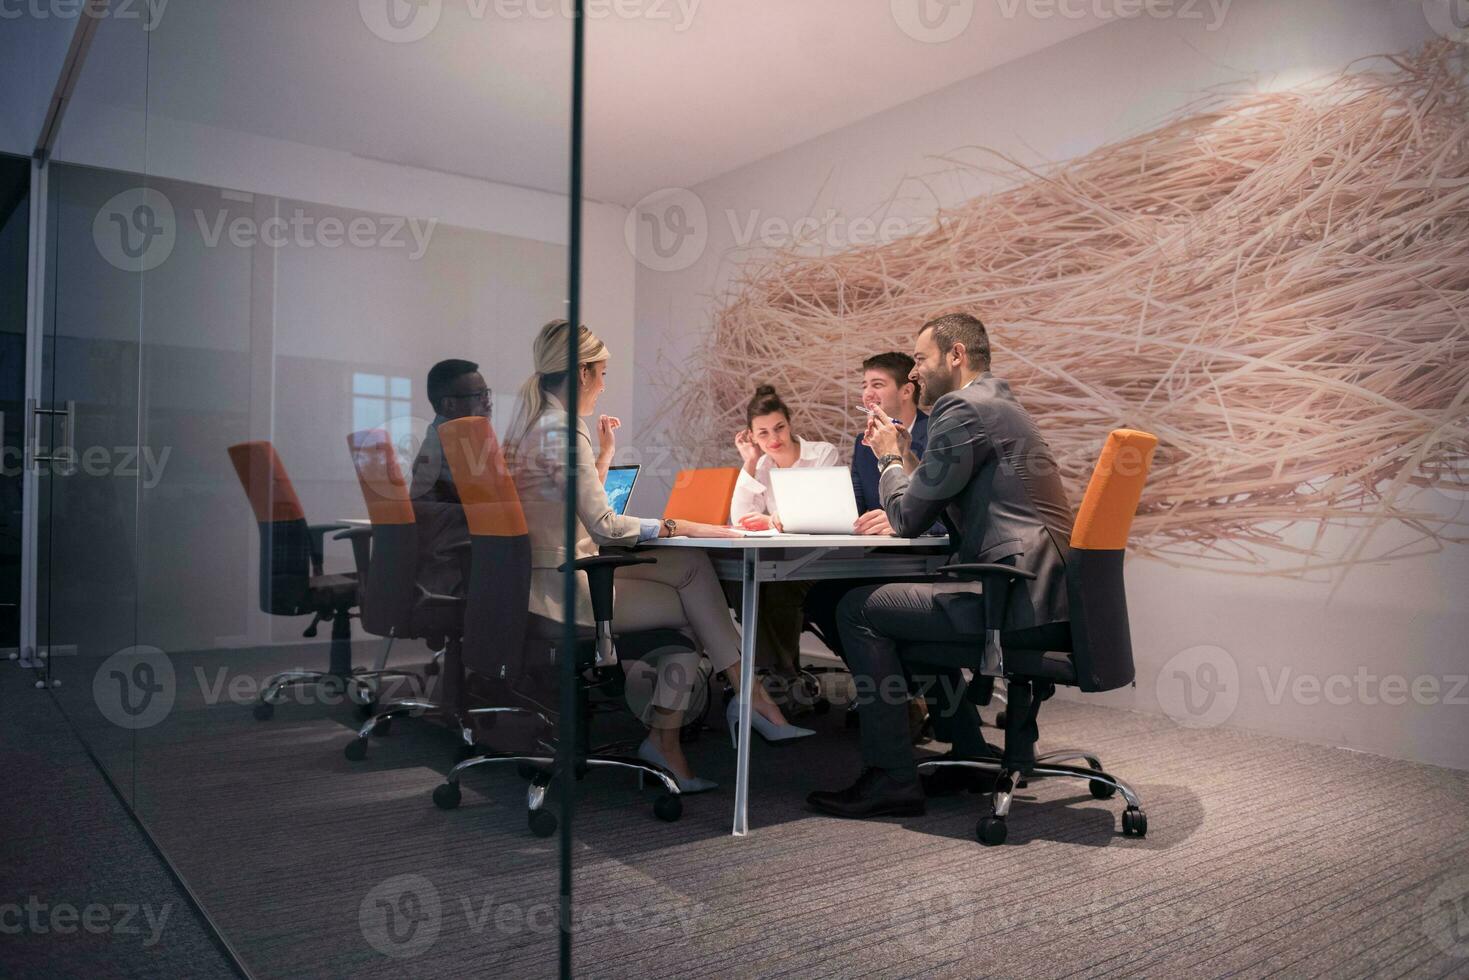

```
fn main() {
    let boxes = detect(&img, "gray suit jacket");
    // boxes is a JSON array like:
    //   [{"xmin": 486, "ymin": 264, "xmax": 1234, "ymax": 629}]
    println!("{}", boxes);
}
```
[{"xmin": 879, "ymin": 373, "xmax": 1074, "ymax": 632}]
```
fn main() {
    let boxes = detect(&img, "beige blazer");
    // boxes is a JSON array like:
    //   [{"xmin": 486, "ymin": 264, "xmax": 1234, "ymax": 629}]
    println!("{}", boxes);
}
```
[{"xmin": 514, "ymin": 395, "xmax": 641, "ymax": 627}]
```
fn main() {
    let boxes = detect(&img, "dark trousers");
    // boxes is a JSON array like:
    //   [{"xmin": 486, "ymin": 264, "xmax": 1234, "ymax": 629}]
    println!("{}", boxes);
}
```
[
  {"xmin": 804, "ymin": 576, "xmax": 936, "ymax": 663},
  {"xmin": 837, "ymin": 582, "xmax": 999, "ymax": 781},
  {"xmin": 838, "ymin": 582, "xmax": 1071, "ymax": 780}
]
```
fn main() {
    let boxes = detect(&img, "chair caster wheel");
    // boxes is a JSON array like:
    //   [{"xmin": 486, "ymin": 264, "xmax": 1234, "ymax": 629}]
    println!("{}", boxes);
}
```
[
  {"xmin": 994, "ymin": 710, "xmax": 1007, "ymax": 729},
  {"xmin": 528, "ymin": 808, "xmax": 557, "ymax": 837},
  {"xmin": 976, "ymin": 815, "xmax": 1008, "ymax": 846},
  {"xmin": 653, "ymin": 794, "xmax": 683, "ymax": 823},
  {"xmin": 344, "ymin": 738, "xmax": 368, "ymax": 762},
  {"xmin": 252, "ymin": 701, "xmax": 275, "ymax": 721},
  {"xmin": 432, "ymin": 782, "xmax": 462, "ymax": 810},
  {"xmin": 1089, "ymin": 778, "xmax": 1116, "ymax": 800},
  {"xmin": 1122, "ymin": 808, "xmax": 1147, "ymax": 837},
  {"xmin": 813, "ymin": 698, "xmax": 831, "ymax": 715},
  {"xmin": 844, "ymin": 707, "xmax": 860, "ymax": 729}
]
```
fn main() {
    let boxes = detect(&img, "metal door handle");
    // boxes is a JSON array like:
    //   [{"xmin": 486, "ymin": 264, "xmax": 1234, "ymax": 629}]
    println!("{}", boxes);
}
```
[{"xmin": 27, "ymin": 398, "xmax": 76, "ymax": 469}]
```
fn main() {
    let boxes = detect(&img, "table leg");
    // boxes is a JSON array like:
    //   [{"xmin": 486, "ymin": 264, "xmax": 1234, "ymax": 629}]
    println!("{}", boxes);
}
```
[{"xmin": 733, "ymin": 550, "xmax": 758, "ymax": 836}]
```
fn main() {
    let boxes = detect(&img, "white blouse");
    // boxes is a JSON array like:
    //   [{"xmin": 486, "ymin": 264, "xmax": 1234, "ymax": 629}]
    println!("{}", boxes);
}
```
[{"xmin": 730, "ymin": 437, "xmax": 841, "ymax": 522}]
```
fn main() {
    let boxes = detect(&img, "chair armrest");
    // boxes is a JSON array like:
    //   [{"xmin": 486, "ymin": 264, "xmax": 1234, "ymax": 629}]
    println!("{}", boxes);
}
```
[
  {"xmin": 558, "ymin": 553, "xmax": 658, "ymax": 626},
  {"xmin": 559, "ymin": 554, "xmax": 658, "ymax": 574},
  {"xmin": 937, "ymin": 563, "xmax": 1037, "ymax": 581},
  {"xmin": 936, "ymin": 563, "xmax": 1033, "ymax": 678},
  {"xmin": 415, "ymin": 584, "xmax": 465, "ymax": 609},
  {"xmin": 305, "ymin": 522, "xmax": 349, "ymax": 576},
  {"xmin": 334, "ymin": 526, "xmax": 374, "ymax": 578}
]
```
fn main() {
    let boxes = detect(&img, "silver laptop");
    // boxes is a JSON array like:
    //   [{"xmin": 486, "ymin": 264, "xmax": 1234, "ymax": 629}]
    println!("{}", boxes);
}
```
[{"xmin": 769, "ymin": 466, "xmax": 860, "ymax": 535}]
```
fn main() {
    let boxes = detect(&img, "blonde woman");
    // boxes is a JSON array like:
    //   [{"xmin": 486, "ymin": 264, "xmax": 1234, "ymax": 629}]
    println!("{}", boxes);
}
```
[{"xmin": 506, "ymin": 320, "xmax": 814, "ymax": 794}]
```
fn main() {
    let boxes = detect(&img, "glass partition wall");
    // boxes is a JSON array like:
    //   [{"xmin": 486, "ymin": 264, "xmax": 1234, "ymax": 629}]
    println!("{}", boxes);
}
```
[{"xmin": 33, "ymin": 3, "xmax": 582, "ymax": 975}]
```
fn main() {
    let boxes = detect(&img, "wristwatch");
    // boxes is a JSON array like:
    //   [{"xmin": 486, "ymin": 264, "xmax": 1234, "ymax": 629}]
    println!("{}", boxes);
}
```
[
  {"xmin": 877, "ymin": 453, "xmax": 903, "ymax": 472},
  {"xmin": 661, "ymin": 518, "xmax": 679, "ymax": 537}
]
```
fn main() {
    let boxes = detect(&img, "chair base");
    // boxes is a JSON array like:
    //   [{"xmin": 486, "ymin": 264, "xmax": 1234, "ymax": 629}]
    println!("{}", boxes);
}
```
[
  {"xmin": 917, "ymin": 751, "xmax": 1146, "ymax": 845},
  {"xmin": 432, "ymin": 747, "xmax": 684, "ymax": 834},
  {"xmin": 253, "ymin": 667, "xmax": 416, "ymax": 720}
]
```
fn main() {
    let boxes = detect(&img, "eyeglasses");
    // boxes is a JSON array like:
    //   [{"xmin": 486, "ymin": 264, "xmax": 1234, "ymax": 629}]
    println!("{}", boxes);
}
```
[{"xmin": 448, "ymin": 388, "xmax": 491, "ymax": 403}]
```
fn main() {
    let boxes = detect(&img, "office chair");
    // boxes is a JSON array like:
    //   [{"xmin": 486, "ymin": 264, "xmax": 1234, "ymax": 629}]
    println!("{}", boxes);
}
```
[
  {"xmin": 427, "ymin": 415, "xmax": 689, "ymax": 836},
  {"xmin": 908, "ymin": 428, "xmax": 1157, "ymax": 845},
  {"xmin": 227, "ymin": 440, "xmax": 383, "ymax": 719},
  {"xmin": 338, "ymin": 429, "xmax": 466, "ymax": 761},
  {"xmin": 662, "ymin": 466, "xmax": 740, "ymax": 524}
]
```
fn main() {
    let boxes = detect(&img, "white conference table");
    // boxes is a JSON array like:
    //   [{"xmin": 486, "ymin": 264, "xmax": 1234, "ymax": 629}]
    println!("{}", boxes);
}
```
[
  {"xmin": 345, "ymin": 518, "xmax": 950, "ymax": 836},
  {"xmin": 641, "ymin": 533, "xmax": 950, "ymax": 836}
]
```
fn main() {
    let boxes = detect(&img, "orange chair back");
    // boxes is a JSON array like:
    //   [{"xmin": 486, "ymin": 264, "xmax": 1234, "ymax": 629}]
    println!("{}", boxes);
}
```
[
  {"xmin": 437, "ymin": 416, "xmax": 528, "ymax": 537},
  {"xmin": 227, "ymin": 440, "xmax": 305, "ymax": 524},
  {"xmin": 1070, "ymin": 429, "xmax": 1158, "ymax": 551},
  {"xmin": 662, "ymin": 467, "xmax": 741, "ymax": 525},
  {"xmin": 346, "ymin": 429, "xmax": 415, "ymax": 526}
]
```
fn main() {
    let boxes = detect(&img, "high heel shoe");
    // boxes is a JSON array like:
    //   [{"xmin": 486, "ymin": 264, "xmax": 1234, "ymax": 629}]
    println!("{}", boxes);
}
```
[
  {"xmin": 636, "ymin": 737, "xmax": 717, "ymax": 795},
  {"xmin": 726, "ymin": 699, "xmax": 816, "ymax": 747}
]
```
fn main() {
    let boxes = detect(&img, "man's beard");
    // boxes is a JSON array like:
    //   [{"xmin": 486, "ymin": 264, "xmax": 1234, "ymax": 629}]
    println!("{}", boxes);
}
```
[{"xmin": 918, "ymin": 368, "xmax": 954, "ymax": 410}]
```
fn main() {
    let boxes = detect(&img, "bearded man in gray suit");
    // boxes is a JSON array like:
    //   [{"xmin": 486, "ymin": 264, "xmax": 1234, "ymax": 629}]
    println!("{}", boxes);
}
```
[{"xmin": 808, "ymin": 313, "xmax": 1076, "ymax": 819}]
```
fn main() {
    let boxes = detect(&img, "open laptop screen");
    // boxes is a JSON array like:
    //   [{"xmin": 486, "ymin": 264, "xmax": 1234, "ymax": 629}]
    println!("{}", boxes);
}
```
[{"xmin": 604, "ymin": 465, "xmax": 640, "ymax": 516}]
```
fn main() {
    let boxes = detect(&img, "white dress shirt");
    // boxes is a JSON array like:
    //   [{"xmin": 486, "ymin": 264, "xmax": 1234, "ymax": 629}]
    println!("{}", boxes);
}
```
[{"xmin": 730, "ymin": 437, "xmax": 841, "ymax": 522}]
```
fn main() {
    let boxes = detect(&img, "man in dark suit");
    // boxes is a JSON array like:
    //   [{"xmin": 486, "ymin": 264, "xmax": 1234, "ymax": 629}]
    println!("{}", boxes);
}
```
[
  {"xmin": 804, "ymin": 352, "xmax": 935, "ymax": 665},
  {"xmin": 411, "ymin": 358, "xmax": 490, "ymax": 598},
  {"xmin": 807, "ymin": 312, "xmax": 1074, "ymax": 819}
]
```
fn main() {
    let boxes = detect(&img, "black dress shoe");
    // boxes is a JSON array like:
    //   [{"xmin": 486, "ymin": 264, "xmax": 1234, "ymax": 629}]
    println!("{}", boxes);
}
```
[{"xmin": 806, "ymin": 767, "xmax": 926, "ymax": 819}]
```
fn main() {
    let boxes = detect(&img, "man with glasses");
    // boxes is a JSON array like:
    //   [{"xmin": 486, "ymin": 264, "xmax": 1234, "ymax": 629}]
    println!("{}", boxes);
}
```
[{"xmin": 411, "ymin": 359, "xmax": 491, "ymax": 597}]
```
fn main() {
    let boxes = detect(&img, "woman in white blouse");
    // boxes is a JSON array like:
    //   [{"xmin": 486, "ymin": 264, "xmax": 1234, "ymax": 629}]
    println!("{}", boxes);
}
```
[
  {"xmin": 729, "ymin": 385, "xmax": 839, "ymax": 700},
  {"xmin": 506, "ymin": 323, "xmax": 813, "ymax": 795}
]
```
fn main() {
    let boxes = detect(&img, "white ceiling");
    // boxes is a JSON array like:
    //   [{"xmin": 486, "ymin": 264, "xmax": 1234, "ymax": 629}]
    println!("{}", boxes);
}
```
[{"xmin": 60, "ymin": 0, "xmax": 1112, "ymax": 207}]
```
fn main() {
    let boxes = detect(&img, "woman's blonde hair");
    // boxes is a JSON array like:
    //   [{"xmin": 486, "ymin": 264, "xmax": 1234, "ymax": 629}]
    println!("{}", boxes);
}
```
[{"xmin": 504, "ymin": 318, "xmax": 610, "ymax": 455}]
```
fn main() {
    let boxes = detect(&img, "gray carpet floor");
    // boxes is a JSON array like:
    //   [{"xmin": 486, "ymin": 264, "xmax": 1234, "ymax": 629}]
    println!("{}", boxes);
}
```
[
  {"xmin": 0, "ymin": 664, "xmax": 240, "ymax": 979},
  {"xmin": 21, "ymin": 641, "xmax": 1469, "ymax": 979}
]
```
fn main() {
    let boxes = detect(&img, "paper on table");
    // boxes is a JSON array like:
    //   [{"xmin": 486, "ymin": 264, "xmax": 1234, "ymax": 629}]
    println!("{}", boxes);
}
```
[{"xmin": 733, "ymin": 527, "xmax": 780, "ymax": 537}]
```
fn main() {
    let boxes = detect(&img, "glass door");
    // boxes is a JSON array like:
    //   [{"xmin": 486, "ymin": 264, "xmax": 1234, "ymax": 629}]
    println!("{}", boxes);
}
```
[{"xmin": 27, "ymin": 1, "xmax": 584, "ymax": 976}]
